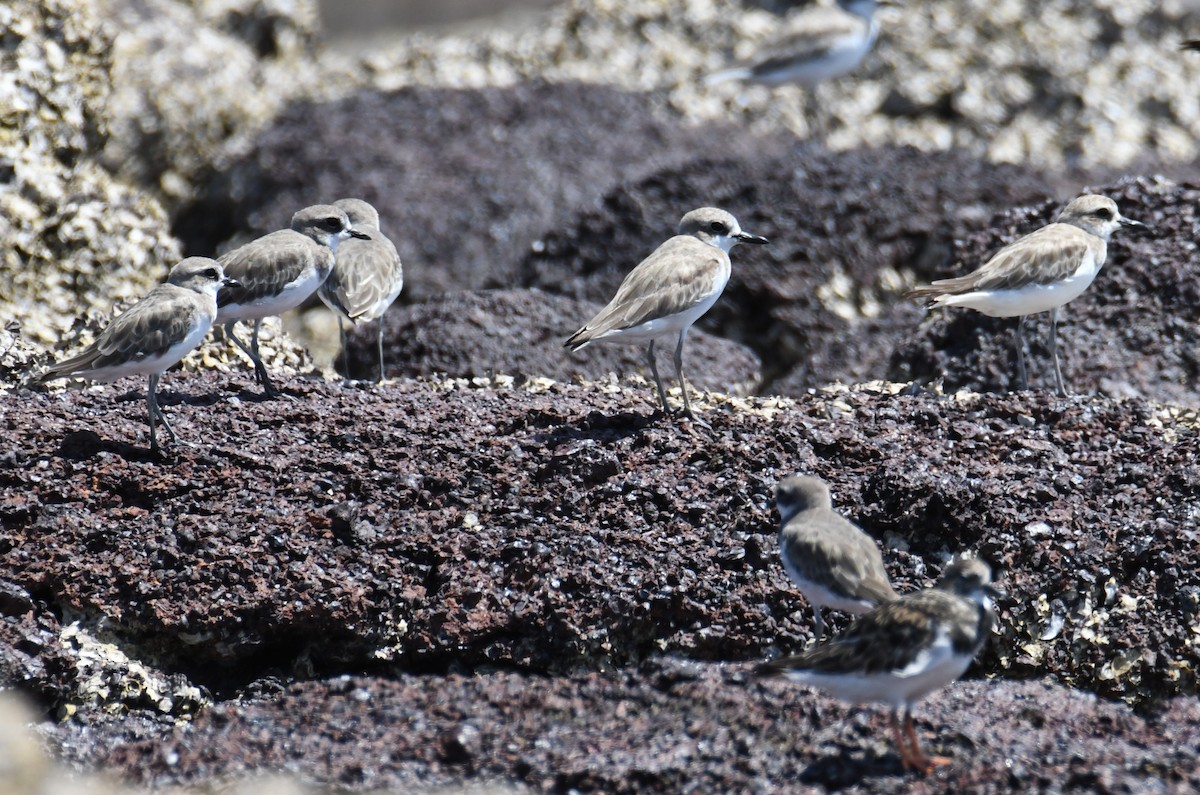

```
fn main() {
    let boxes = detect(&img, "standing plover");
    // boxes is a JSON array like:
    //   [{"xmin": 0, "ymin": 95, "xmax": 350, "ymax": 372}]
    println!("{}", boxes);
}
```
[
  {"xmin": 907, "ymin": 195, "xmax": 1146, "ymax": 396},
  {"xmin": 216, "ymin": 204, "xmax": 366, "ymax": 397},
  {"xmin": 775, "ymin": 475, "xmax": 898, "ymax": 643},
  {"xmin": 707, "ymin": 0, "xmax": 883, "ymax": 88},
  {"xmin": 316, "ymin": 198, "xmax": 404, "ymax": 383},
  {"xmin": 758, "ymin": 556, "xmax": 999, "ymax": 774},
  {"xmin": 33, "ymin": 258, "xmax": 233, "ymax": 454},
  {"xmin": 564, "ymin": 207, "xmax": 768, "ymax": 420}
]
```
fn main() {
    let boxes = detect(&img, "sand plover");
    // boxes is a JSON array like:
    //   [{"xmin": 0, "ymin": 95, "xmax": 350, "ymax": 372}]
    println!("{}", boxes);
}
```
[
  {"xmin": 706, "ymin": 0, "xmax": 882, "ymax": 88},
  {"xmin": 758, "ymin": 556, "xmax": 998, "ymax": 774},
  {"xmin": 216, "ymin": 204, "xmax": 366, "ymax": 397},
  {"xmin": 33, "ymin": 257, "xmax": 233, "ymax": 454},
  {"xmin": 316, "ymin": 198, "xmax": 404, "ymax": 382},
  {"xmin": 907, "ymin": 195, "xmax": 1146, "ymax": 396},
  {"xmin": 564, "ymin": 207, "xmax": 768, "ymax": 420},
  {"xmin": 776, "ymin": 475, "xmax": 898, "ymax": 644}
]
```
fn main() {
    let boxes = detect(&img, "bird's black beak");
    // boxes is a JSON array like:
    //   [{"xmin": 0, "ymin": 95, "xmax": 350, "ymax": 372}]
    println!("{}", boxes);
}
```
[
  {"xmin": 984, "ymin": 584, "xmax": 1003, "ymax": 600},
  {"xmin": 1118, "ymin": 216, "xmax": 1149, "ymax": 232},
  {"xmin": 1182, "ymin": 39, "xmax": 1200, "ymax": 52},
  {"xmin": 349, "ymin": 229, "xmax": 371, "ymax": 240},
  {"xmin": 736, "ymin": 231, "xmax": 770, "ymax": 245},
  {"xmin": 217, "ymin": 278, "xmax": 240, "ymax": 308}
]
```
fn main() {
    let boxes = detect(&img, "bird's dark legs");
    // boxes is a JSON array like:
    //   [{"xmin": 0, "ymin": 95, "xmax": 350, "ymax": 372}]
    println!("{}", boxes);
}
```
[
  {"xmin": 1014, "ymin": 315, "xmax": 1028, "ymax": 391},
  {"xmin": 1049, "ymin": 306, "xmax": 1067, "ymax": 397},
  {"xmin": 646, "ymin": 339, "xmax": 671, "ymax": 415},
  {"xmin": 812, "ymin": 605, "xmax": 825, "ymax": 646},
  {"xmin": 674, "ymin": 330, "xmax": 697, "ymax": 421},
  {"xmin": 146, "ymin": 373, "xmax": 177, "ymax": 455},
  {"xmin": 375, "ymin": 319, "xmax": 386, "ymax": 383},
  {"xmin": 225, "ymin": 320, "xmax": 279, "ymax": 398},
  {"xmin": 337, "ymin": 317, "xmax": 350, "ymax": 381}
]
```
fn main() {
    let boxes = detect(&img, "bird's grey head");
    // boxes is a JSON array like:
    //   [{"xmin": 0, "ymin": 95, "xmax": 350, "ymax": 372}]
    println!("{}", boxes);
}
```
[
  {"xmin": 838, "ymin": 0, "xmax": 880, "ymax": 19},
  {"xmin": 1056, "ymin": 195, "xmax": 1146, "ymax": 241},
  {"xmin": 333, "ymin": 197, "xmax": 382, "ymax": 231},
  {"xmin": 775, "ymin": 475, "xmax": 833, "ymax": 524},
  {"xmin": 291, "ymin": 204, "xmax": 369, "ymax": 252},
  {"xmin": 167, "ymin": 257, "xmax": 231, "ymax": 299},
  {"xmin": 937, "ymin": 555, "xmax": 1000, "ymax": 608},
  {"xmin": 678, "ymin": 207, "xmax": 770, "ymax": 254}
]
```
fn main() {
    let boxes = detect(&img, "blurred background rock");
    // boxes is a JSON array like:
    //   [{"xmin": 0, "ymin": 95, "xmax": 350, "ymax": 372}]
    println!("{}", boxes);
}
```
[{"xmin": 7, "ymin": 0, "xmax": 1200, "ymax": 380}]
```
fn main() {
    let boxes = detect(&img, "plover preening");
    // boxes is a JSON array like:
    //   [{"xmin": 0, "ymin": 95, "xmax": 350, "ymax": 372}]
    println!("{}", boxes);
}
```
[
  {"xmin": 757, "ymin": 556, "xmax": 999, "ymax": 774},
  {"xmin": 775, "ymin": 475, "xmax": 898, "ymax": 644},
  {"xmin": 33, "ymin": 257, "xmax": 233, "ymax": 455},
  {"xmin": 316, "ymin": 198, "xmax": 404, "ymax": 383},
  {"xmin": 907, "ymin": 195, "xmax": 1146, "ymax": 396},
  {"xmin": 706, "ymin": 0, "xmax": 883, "ymax": 88},
  {"xmin": 564, "ymin": 207, "xmax": 768, "ymax": 420},
  {"xmin": 216, "ymin": 204, "xmax": 367, "ymax": 397}
]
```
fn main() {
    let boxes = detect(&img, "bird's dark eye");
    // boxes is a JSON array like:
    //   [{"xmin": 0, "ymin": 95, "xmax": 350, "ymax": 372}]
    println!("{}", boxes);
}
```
[
  {"xmin": 324, "ymin": 217, "xmax": 344, "ymax": 230},
  {"xmin": 709, "ymin": 221, "xmax": 727, "ymax": 233},
  {"xmin": 1093, "ymin": 208, "xmax": 1114, "ymax": 220},
  {"xmin": 203, "ymin": 268, "xmax": 219, "ymax": 280}
]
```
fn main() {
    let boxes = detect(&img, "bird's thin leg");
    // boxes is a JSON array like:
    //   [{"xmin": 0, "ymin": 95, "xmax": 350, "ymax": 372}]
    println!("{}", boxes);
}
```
[
  {"xmin": 147, "ymin": 374, "xmax": 159, "ymax": 455},
  {"xmin": 903, "ymin": 709, "xmax": 951, "ymax": 773},
  {"xmin": 146, "ymin": 373, "xmax": 177, "ymax": 455},
  {"xmin": 646, "ymin": 339, "xmax": 671, "ymax": 415},
  {"xmin": 375, "ymin": 319, "xmax": 386, "ymax": 383},
  {"xmin": 903, "ymin": 709, "xmax": 930, "ymax": 772},
  {"xmin": 1049, "ymin": 306, "xmax": 1068, "ymax": 397},
  {"xmin": 246, "ymin": 321, "xmax": 278, "ymax": 401},
  {"xmin": 812, "ymin": 605, "xmax": 824, "ymax": 646},
  {"xmin": 226, "ymin": 319, "xmax": 278, "ymax": 398},
  {"xmin": 1014, "ymin": 315, "xmax": 1028, "ymax": 391},
  {"xmin": 804, "ymin": 88, "xmax": 825, "ymax": 141},
  {"xmin": 889, "ymin": 709, "xmax": 908, "ymax": 768},
  {"xmin": 338, "ymin": 317, "xmax": 350, "ymax": 381},
  {"xmin": 674, "ymin": 329, "xmax": 697, "ymax": 421}
]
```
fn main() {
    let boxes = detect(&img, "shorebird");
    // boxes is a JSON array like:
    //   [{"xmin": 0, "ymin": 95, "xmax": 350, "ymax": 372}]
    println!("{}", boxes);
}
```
[
  {"xmin": 216, "ymin": 204, "xmax": 366, "ymax": 397},
  {"xmin": 775, "ymin": 475, "xmax": 898, "ymax": 643},
  {"xmin": 34, "ymin": 258, "xmax": 233, "ymax": 454},
  {"xmin": 907, "ymin": 194, "xmax": 1146, "ymax": 396},
  {"xmin": 758, "ymin": 556, "xmax": 999, "ymax": 774},
  {"xmin": 707, "ymin": 0, "xmax": 884, "ymax": 89},
  {"xmin": 316, "ymin": 198, "xmax": 404, "ymax": 382},
  {"xmin": 564, "ymin": 207, "xmax": 768, "ymax": 420}
]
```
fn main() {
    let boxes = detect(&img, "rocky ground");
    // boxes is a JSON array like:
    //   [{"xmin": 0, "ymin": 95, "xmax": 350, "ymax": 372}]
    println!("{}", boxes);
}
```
[
  {"xmin": 5, "ymin": 0, "xmax": 1200, "ymax": 792},
  {"xmin": 3, "ymin": 375, "xmax": 1200, "ymax": 791}
]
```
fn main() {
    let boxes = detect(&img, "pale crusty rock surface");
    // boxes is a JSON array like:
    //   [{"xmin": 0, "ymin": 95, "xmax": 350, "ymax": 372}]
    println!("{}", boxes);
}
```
[
  {"xmin": 317, "ymin": 0, "xmax": 1200, "ymax": 172},
  {"xmin": 0, "ymin": 0, "xmax": 181, "ymax": 352}
]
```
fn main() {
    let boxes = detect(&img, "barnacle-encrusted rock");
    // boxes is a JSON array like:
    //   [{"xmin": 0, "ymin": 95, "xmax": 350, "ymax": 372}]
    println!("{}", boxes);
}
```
[{"xmin": 0, "ymin": 0, "xmax": 182, "ymax": 359}]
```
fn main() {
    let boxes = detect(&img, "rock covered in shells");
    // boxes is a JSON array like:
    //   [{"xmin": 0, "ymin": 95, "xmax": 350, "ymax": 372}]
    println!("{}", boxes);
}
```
[
  {"xmin": 97, "ymin": 0, "xmax": 324, "ymax": 207},
  {"xmin": 317, "ymin": 0, "xmax": 1200, "ymax": 172},
  {"xmin": 0, "ymin": 0, "xmax": 182, "ymax": 358}
]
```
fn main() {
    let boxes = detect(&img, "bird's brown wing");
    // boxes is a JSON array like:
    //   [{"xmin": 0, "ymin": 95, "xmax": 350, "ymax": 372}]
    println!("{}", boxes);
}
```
[
  {"xmin": 218, "ymin": 230, "xmax": 329, "ymax": 306},
  {"xmin": 320, "ymin": 228, "xmax": 403, "ymax": 321},
  {"xmin": 908, "ymin": 224, "xmax": 1097, "ymax": 299},
  {"xmin": 758, "ymin": 590, "xmax": 972, "ymax": 677},
  {"xmin": 782, "ymin": 513, "xmax": 898, "ymax": 604},
  {"xmin": 565, "ymin": 236, "xmax": 727, "ymax": 348},
  {"xmin": 38, "ymin": 285, "xmax": 209, "ymax": 380}
]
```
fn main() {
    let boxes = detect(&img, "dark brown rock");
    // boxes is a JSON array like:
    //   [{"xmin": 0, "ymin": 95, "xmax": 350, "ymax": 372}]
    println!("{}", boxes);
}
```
[
  {"xmin": 343, "ymin": 288, "xmax": 762, "ymax": 394},
  {"xmin": 176, "ymin": 81, "xmax": 794, "ymax": 301},
  {"xmin": 892, "ymin": 176, "xmax": 1200, "ymax": 402},
  {"xmin": 45, "ymin": 671, "xmax": 1200, "ymax": 792},
  {"xmin": 4, "ymin": 371, "xmax": 1200, "ymax": 789},
  {"xmin": 512, "ymin": 144, "xmax": 1064, "ymax": 392}
]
